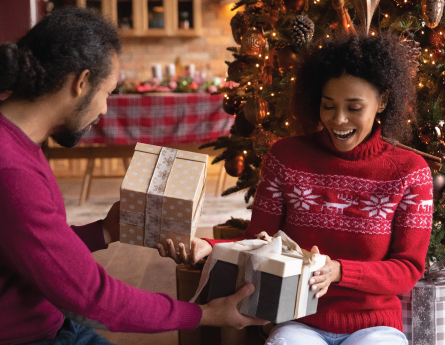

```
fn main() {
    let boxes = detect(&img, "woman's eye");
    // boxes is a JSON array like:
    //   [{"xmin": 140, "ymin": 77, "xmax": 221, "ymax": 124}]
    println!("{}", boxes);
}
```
[
  {"xmin": 323, "ymin": 106, "xmax": 335, "ymax": 110},
  {"xmin": 349, "ymin": 107, "xmax": 363, "ymax": 112}
]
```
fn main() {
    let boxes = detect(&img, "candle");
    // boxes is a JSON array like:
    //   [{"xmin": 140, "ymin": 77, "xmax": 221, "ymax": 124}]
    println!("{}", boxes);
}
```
[
  {"xmin": 165, "ymin": 63, "xmax": 176, "ymax": 77},
  {"xmin": 152, "ymin": 64, "xmax": 163, "ymax": 80},
  {"xmin": 186, "ymin": 64, "xmax": 195, "ymax": 76}
]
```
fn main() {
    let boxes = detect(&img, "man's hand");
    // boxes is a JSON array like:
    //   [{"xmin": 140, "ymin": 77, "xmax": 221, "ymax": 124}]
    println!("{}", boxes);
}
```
[
  {"xmin": 199, "ymin": 284, "xmax": 270, "ymax": 329},
  {"xmin": 102, "ymin": 201, "xmax": 120, "ymax": 245},
  {"xmin": 157, "ymin": 237, "xmax": 212, "ymax": 265},
  {"xmin": 309, "ymin": 246, "xmax": 342, "ymax": 298}
]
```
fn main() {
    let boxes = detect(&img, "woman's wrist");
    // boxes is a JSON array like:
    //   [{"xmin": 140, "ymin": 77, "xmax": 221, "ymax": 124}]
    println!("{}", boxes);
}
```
[{"xmin": 332, "ymin": 260, "xmax": 342, "ymax": 283}]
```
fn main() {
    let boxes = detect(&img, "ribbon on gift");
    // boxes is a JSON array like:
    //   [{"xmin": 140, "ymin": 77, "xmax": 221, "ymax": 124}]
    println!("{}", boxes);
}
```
[
  {"xmin": 190, "ymin": 231, "xmax": 319, "ymax": 319},
  {"xmin": 142, "ymin": 147, "xmax": 207, "ymax": 248},
  {"xmin": 425, "ymin": 260, "xmax": 445, "ymax": 285}
]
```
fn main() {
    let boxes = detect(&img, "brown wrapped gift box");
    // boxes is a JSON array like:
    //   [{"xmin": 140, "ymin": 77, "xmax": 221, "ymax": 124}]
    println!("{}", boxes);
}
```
[{"xmin": 120, "ymin": 143, "xmax": 207, "ymax": 252}]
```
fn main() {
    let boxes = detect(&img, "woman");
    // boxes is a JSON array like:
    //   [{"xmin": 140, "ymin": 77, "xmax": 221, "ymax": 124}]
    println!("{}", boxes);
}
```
[{"xmin": 159, "ymin": 32, "xmax": 433, "ymax": 345}]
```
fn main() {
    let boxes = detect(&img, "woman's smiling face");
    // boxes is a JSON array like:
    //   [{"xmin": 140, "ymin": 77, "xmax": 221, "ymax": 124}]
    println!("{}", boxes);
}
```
[{"xmin": 320, "ymin": 74, "xmax": 388, "ymax": 152}]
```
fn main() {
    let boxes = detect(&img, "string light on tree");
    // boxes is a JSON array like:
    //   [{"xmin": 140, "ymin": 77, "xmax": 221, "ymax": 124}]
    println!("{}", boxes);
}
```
[{"xmin": 392, "ymin": 0, "xmax": 417, "ymax": 9}]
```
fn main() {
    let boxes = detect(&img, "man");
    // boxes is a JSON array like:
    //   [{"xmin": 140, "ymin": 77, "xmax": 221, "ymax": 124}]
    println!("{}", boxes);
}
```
[{"xmin": 0, "ymin": 8, "xmax": 266, "ymax": 345}]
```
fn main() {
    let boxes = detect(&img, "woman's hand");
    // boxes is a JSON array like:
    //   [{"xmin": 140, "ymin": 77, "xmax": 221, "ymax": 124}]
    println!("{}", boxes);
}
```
[
  {"xmin": 309, "ymin": 246, "xmax": 342, "ymax": 298},
  {"xmin": 157, "ymin": 237, "xmax": 212, "ymax": 265}
]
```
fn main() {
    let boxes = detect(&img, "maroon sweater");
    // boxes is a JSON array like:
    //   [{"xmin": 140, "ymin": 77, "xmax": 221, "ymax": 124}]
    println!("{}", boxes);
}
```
[
  {"xmin": 0, "ymin": 113, "xmax": 202, "ymax": 345},
  {"xmin": 206, "ymin": 126, "xmax": 433, "ymax": 334}
]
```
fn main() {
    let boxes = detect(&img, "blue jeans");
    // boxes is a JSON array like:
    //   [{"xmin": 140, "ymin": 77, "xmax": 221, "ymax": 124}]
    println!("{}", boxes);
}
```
[
  {"xmin": 32, "ymin": 319, "xmax": 114, "ymax": 345},
  {"xmin": 265, "ymin": 321, "xmax": 408, "ymax": 345}
]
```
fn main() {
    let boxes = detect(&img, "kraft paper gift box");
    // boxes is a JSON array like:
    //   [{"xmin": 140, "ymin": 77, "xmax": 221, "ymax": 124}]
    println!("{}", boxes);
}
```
[
  {"xmin": 398, "ymin": 274, "xmax": 445, "ymax": 345},
  {"xmin": 191, "ymin": 231, "xmax": 326, "ymax": 324},
  {"xmin": 119, "ymin": 143, "xmax": 207, "ymax": 252},
  {"xmin": 213, "ymin": 224, "xmax": 246, "ymax": 240}
]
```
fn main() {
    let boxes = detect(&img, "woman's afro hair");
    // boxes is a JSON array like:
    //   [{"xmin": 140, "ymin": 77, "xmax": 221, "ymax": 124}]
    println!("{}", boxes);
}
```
[{"xmin": 291, "ymin": 31, "xmax": 417, "ymax": 143}]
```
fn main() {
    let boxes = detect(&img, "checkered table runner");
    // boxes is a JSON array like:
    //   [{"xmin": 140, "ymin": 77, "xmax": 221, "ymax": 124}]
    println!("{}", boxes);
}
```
[{"xmin": 79, "ymin": 93, "xmax": 234, "ymax": 145}]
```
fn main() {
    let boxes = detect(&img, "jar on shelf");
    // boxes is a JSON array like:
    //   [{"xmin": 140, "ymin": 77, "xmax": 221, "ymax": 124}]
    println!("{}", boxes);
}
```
[{"xmin": 179, "ymin": 11, "xmax": 190, "ymax": 29}]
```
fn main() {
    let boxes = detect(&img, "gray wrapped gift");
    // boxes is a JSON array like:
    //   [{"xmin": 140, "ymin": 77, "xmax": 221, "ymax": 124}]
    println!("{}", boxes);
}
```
[
  {"xmin": 191, "ymin": 231, "xmax": 326, "ymax": 323},
  {"xmin": 398, "ymin": 273, "xmax": 445, "ymax": 345}
]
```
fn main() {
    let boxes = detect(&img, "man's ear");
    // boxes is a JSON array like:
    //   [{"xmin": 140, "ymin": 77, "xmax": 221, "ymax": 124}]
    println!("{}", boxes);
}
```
[
  {"xmin": 377, "ymin": 90, "xmax": 389, "ymax": 113},
  {"xmin": 72, "ymin": 69, "xmax": 91, "ymax": 98}
]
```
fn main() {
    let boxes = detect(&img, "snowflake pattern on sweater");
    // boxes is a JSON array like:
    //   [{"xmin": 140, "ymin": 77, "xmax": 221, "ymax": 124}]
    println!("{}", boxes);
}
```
[
  {"xmin": 208, "ymin": 127, "xmax": 433, "ymax": 335},
  {"xmin": 253, "ymin": 153, "xmax": 432, "ymax": 235}
]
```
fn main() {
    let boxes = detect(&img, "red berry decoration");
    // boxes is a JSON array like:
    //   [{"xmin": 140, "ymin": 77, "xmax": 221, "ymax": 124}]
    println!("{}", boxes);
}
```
[{"xmin": 224, "ymin": 155, "xmax": 246, "ymax": 177}]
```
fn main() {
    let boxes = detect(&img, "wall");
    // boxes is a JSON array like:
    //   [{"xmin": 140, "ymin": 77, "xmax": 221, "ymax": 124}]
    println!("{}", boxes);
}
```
[{"xmin": 119, "ymin": 0, "xmax": 238, "ymax": 80}]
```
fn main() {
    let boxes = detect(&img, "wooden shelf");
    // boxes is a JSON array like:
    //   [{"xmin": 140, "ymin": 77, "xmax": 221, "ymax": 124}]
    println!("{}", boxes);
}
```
[{"xmin": 76, "ymin": 0, "xmax": 202, "ymax": 37}]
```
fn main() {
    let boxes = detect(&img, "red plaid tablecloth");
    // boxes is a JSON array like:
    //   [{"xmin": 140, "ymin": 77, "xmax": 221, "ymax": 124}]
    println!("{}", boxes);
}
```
[{"xmin": 79, "ymin": 93, "xmax": 234, "ymax": 145}]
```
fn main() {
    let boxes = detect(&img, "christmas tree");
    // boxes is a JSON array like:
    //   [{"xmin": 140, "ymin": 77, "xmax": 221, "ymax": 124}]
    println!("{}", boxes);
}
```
[{"xmin": 201, "ymin": 0, "xmax": 445, "ymax": 261}]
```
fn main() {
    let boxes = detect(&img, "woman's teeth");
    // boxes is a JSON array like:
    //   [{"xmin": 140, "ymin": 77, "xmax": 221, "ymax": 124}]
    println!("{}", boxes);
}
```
[{"xmin": 333, "ymin": 129, "xmax": 356, "ymax": 140}]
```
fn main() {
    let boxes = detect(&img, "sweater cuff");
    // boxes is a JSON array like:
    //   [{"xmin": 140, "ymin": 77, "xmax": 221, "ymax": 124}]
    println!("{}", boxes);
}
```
[
  {"xmin": 70, "ymin": 220, "xmax": 108, "ymax": 253},
  {"xmin": 176, "ymin": 300, "xmax": 203, "ymax": 331},
  {"xmin": 337, "ymin": 259, "xmax": 363, "ymax": 290},
  {"xmin": 202, "ymin": 237, "xmax": 245, "ymax": 247}
]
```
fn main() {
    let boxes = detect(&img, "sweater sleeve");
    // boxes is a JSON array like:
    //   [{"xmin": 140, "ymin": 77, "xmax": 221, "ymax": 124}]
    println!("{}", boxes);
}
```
[
  {"xmin": 71, "ymin": 221, "xmax": 108, "ymax": 252},
  {"xmin": 205, "ymin": 148, "xmax": 287, "ymax": 247},
  {"xmin": 337, "ymin": 164, "xmax": 433, "ymax": 295},
  {"xmin": 0, "ymin": 169, "xmax": 202, "ymax": 333}
]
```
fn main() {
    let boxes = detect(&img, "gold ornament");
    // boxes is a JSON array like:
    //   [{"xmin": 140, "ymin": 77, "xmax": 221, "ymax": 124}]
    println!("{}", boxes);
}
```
[
  {"xmin": 241, "ymin": 27, "xmax": 266, "ymax": 56},
  {"xmin": 422, "ymin": 0, "xmax": 445, "ymax": 28},
  {"xmin": 252, "ymin": 127, "xmax": 279, "ymax": 153},
  {"xmin": 224, "ymin": 155, "xmax": 246, "ymax": 177},
  {"xmin": 244, "ymin": 96, "xmax": 269, "ymax": 126},
  {"xmin": 349, "ymin": 0, "xmax": 380, "ymax": 34}
]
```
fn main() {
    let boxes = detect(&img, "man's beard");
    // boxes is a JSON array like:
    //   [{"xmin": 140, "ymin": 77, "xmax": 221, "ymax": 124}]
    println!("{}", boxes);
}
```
[{"xmin": 51, "ymin": 88, "xmax": 98, "ymax": 148}]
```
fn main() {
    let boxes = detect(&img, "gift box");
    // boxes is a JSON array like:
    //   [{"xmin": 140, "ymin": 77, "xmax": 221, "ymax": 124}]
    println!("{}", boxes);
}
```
[
  {"xmin": 191, "ymin": 231, "xmax": 326, "ymax": 324},
  {"xmin": 398, "ymin": 276, "xmax": 445, "ymax": 345},
  {"xmin": 213, "ymin": 225, "xmax": 246, "ymax": 240},
  {"xmin": 176, "ymin": 264, "xmax": 270, "ymax": 345},
  {"xmin": 119, "ymin": 143, "xmax": 207, "ymax": 252}
]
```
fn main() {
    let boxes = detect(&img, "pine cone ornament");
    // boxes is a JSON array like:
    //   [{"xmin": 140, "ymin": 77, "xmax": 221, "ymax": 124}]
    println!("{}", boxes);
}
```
[{"xmin": 290, "ymin": 15, "xmax": 315, "ymax": 47}]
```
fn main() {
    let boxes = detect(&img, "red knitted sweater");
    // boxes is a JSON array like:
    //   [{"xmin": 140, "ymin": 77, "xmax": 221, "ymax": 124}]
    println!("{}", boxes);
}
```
[{"xmin": 206, "ymin": 125, "xmax": 433, "ymax": 334}]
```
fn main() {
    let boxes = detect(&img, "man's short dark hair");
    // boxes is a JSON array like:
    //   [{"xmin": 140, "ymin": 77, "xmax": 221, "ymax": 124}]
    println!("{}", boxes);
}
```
[{"xmin": 0, "ymin": 7, "xmax": 121, "ymax": 101}]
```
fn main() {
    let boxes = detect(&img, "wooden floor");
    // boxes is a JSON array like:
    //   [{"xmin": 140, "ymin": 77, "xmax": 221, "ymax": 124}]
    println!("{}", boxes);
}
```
[{"xmin": 56, "ymin": 156, "xmax": 251, "ymax": 345}]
